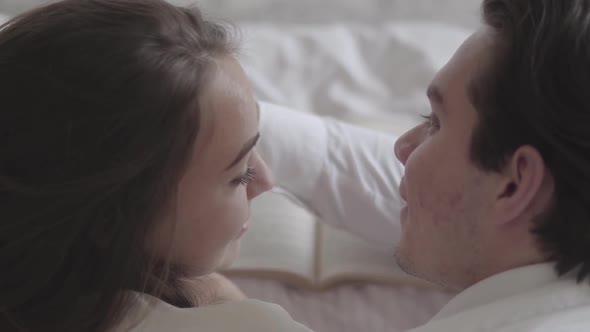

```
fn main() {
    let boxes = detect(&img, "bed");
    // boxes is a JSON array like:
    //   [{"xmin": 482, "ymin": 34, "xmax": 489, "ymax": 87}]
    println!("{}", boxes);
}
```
[{"xmin": 0, "ymin": 1, "xmax": 480, "ymax": 331}]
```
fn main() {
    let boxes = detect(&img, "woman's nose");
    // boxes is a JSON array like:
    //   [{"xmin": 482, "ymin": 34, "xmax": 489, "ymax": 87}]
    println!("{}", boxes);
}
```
[{"xmin": 247, "ymin": 151, "xmax": 274, "ymax": 200}]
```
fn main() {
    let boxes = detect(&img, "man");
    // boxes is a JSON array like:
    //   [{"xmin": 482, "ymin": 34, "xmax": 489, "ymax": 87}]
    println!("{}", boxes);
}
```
[{"xmin": 257, "ymin": 0, "xmax": 590, "ymax": 330}]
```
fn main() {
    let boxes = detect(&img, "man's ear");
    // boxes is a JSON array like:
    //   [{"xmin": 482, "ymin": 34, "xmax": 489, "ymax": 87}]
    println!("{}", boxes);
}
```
[{"xmin": 494, "ymin": 145, "xmax": 546, "ymax": 225}]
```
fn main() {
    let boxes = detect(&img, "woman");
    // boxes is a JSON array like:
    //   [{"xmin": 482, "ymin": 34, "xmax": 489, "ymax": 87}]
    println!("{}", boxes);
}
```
[{"xmin": 0, "ymin": 0, "xmax": 311, "ymax": 331}]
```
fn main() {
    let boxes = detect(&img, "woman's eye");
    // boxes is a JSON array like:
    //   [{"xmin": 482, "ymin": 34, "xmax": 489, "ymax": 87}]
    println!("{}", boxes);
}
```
[
  {"xmin": 231, "ymin": 165, "xmax": 256, "ymax": 187},
  {"xmin": 421, "ymin": 114, "xmax": 440, "ymax": 133}
]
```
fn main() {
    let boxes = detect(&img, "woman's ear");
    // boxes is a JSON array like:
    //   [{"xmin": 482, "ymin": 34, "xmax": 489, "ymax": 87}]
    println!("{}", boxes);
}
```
[{"xmin": 493, "ymin": 145, "xmax": 548, "ymax": 224}]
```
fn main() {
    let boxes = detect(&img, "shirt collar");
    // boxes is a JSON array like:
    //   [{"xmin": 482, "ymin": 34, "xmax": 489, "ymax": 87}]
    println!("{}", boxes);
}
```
[{"xmin": 431, "ymin": 263, "xmax": 563, "ymax": 321}]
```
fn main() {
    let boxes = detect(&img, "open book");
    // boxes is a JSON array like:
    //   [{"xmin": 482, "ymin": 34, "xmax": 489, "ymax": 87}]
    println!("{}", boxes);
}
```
[{"xmin": 223, "ymin": 190, "xmax": 438, "ymax": 290}]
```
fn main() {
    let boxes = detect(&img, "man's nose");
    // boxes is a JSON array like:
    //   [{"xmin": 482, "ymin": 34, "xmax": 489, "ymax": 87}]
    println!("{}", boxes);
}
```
[{"xmin": 394, "ymin": 125, "xmax": 424, "ymax": 166}]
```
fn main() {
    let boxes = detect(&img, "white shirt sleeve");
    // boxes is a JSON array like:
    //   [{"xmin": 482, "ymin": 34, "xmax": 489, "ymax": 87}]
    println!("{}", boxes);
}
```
[{"xmin": 257, "ymin": 101, "xmax": 405, "ymax": 251}]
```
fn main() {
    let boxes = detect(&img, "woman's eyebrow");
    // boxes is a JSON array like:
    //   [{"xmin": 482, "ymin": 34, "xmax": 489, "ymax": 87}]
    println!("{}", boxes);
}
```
[{"xmin": 225, "ymin": 133, "xmax": 260, "ymax": 170}]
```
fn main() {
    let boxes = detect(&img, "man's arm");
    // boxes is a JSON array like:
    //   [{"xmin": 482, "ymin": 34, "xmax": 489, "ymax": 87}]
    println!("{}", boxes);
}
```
[{"xmin": 257, "ymin": 102, "xmax": 405, "ymax": 251}]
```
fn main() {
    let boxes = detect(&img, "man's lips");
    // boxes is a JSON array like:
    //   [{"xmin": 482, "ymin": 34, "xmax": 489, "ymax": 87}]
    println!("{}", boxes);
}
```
[
  {"xmin": 399, "ymin": 177, "xmax": 408, "ymax": 202},
  {"xmin": 399, "ymin": 178, "xmax": 409, "ymax": 223}
]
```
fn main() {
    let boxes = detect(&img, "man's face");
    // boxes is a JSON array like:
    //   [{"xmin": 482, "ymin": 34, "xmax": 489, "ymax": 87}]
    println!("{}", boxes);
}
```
[{"xmin": 393, "ymin": 28, "xmax": 502, "ymax": 290}]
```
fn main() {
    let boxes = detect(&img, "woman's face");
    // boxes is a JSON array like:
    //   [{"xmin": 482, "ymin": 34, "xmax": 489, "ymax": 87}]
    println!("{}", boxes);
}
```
[{"xmin": 150, "ymin": 56, "xmax": 273, "ymax": 276}]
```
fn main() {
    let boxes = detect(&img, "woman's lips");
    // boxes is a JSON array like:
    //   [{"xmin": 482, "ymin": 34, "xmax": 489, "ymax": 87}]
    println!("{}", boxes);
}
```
[{"xmin": 237, "ymin": 222, "xmax": 250, "ymax": 238}]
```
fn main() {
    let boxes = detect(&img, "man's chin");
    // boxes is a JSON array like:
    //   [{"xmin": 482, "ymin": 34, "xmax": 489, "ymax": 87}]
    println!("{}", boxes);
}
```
[
  {"xmin": 394, "ymin": 247, "xmax": 414, "ymax": 276},
  {"xmin": 394, "ymin": 248, "xmax": 452, "ymax": 290},
  {"xmin": 394, "ymin": 246, "xmax": 425, "ymax": 280}
]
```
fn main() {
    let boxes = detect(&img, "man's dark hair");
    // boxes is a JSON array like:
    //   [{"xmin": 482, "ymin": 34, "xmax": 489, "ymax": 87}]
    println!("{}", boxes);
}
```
[
  {"xmin": 471, "ymin": 0, "xmax": 590, "ymax": 281},
  {"xmin": 0, "ymin": 0, "xmax": 236, "ymax": 331}
]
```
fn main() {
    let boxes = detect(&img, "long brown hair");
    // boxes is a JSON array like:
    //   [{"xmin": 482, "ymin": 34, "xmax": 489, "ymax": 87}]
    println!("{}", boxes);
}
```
[{"xmin": 0, "ymin": 0, "xmax": 237, "ymax": 331}]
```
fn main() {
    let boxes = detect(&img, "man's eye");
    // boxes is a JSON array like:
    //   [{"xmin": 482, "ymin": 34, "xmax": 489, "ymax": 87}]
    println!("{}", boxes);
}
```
[{"xmin": 421, "ymin": 114, "xmax": 440, "ymax": 133}]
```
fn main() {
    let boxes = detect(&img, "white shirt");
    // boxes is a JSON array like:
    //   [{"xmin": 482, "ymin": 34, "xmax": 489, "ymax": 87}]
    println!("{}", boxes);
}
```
[
  {"xmin": 257, "ymin": 102, "xmax": 404, "ymax": 252},
  {"xmin": 257, "ymin": 101, "xmax": 590, "ymax": 332},
  {"xmin": 411, "ymin": 264, "xmax": 590, "ymax": 331},
  {"xmin": 114, "ymin": 294, "xmax": 311, "ymax": 332}
]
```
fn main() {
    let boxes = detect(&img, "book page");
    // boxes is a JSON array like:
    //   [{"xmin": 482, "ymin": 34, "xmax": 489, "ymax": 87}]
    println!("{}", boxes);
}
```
[
  {"xmin": 318, "ymin": 223, "xmax": 436, "ymax": 289},
  {"xmin": 224, "ymin": 191, "xmax": 318, "ymax": 285}
]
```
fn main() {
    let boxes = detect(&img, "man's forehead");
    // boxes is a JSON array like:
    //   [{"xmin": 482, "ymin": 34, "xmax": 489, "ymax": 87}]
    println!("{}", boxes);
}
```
[{"xmin": 431, "ymin": 27, "xmax": 498, "ymax": 100}]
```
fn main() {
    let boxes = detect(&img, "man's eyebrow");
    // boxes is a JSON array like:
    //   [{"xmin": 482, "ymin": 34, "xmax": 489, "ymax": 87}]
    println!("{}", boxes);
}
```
[
  {"xmin": 225, "ymin": 133, "xmax": 260, "ymax": 170},
  {"xmin": 427, "ymin": 84, "xmax": 444, "ymax": 105}
]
